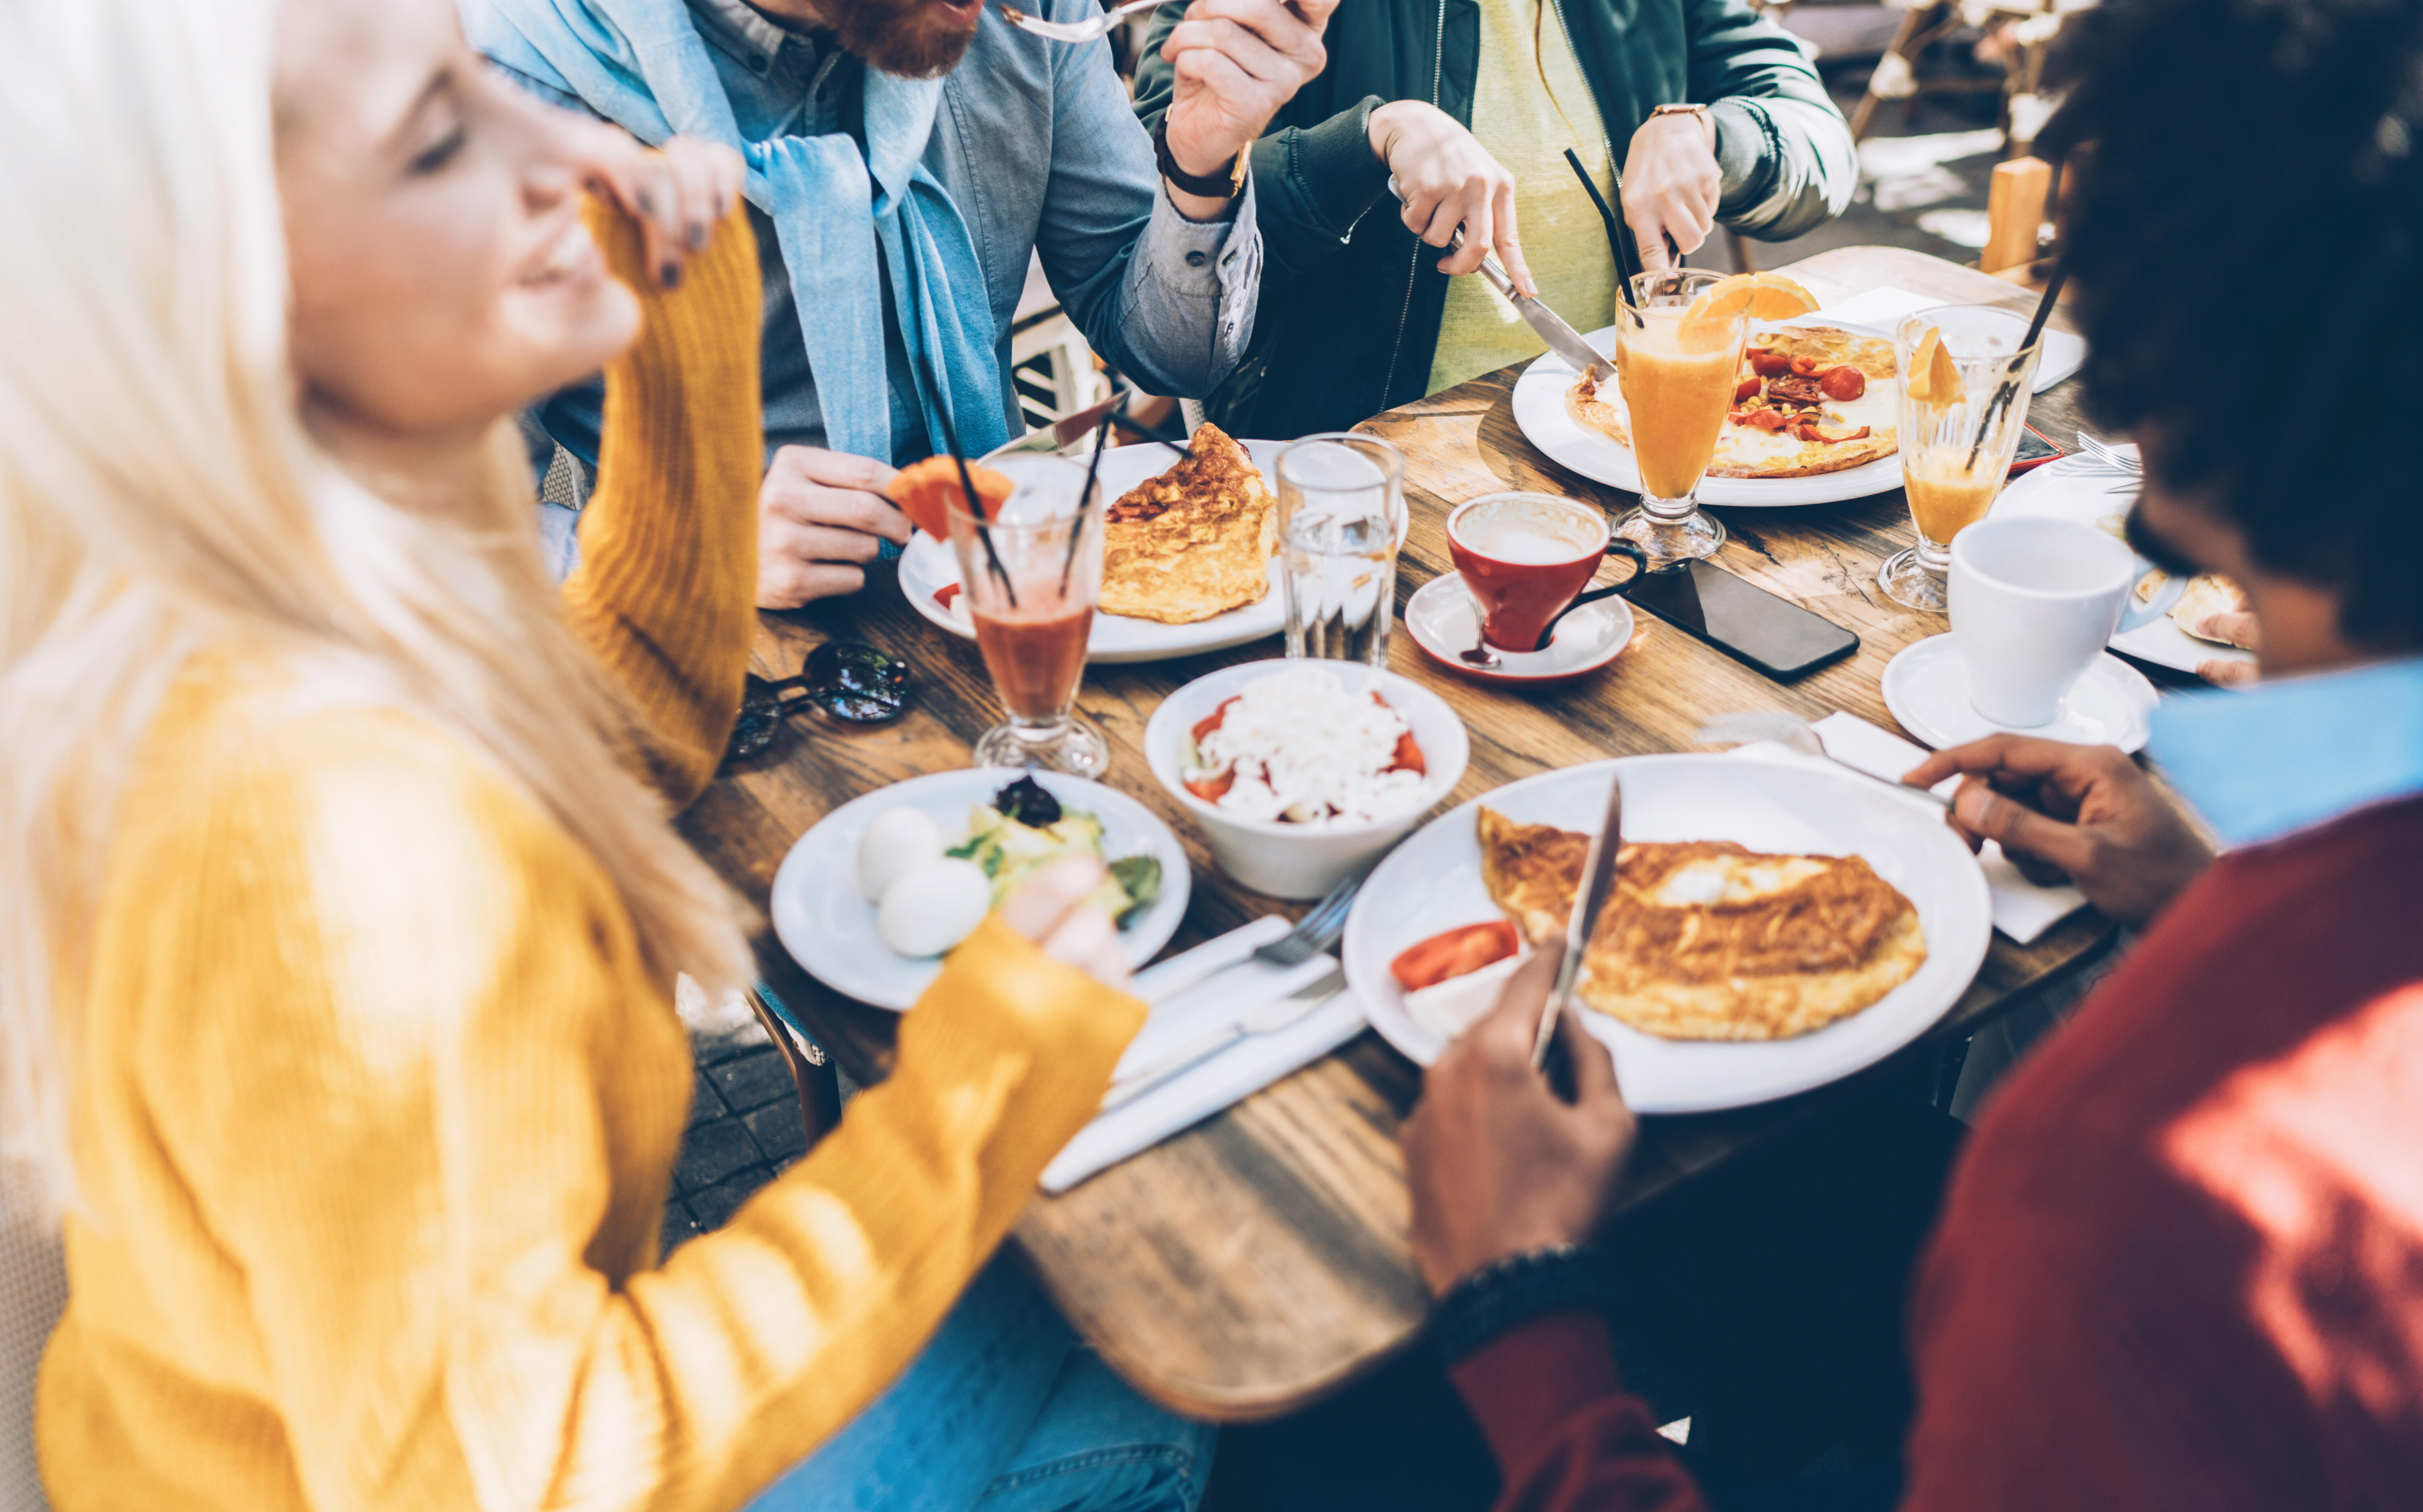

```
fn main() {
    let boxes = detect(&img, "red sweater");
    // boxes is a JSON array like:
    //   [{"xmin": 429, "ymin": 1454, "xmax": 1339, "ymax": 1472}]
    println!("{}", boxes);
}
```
[{"xmin": 1450, "ymin": 794, "xmax": 2423, "ymax": 1510}]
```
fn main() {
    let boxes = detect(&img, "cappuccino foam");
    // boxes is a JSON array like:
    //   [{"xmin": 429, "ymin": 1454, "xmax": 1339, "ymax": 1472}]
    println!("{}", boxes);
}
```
[{"xmin": 1454, "ymin": 496, "xmax": 1603, "ymax": 564}]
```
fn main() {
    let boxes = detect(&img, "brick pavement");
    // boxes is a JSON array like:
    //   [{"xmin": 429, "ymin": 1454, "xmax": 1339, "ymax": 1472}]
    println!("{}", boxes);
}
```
[{"xmin": 664, "ymin": 1024, "xmax": 830, "ymax": 1254}]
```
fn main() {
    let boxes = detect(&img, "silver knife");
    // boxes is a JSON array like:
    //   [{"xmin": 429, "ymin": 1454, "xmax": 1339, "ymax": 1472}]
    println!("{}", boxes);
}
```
[
  {"xmin": 1387, "ymin": 174, "xmax": 1609, "ymax": 381},
  {"xmin": 1534, "ymin": 768, "xmax": 1624, "ymax": 1069},
  {"xmin": 978, "ymin": 386, "xmax": 1138, "ymax": 463}
]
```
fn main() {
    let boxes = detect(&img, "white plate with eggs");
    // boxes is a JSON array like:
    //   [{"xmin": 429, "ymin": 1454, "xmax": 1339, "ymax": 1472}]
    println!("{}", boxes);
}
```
[{"xmin": 770, "ymin": 770, "xmax": 1193, "ymax": 1011}]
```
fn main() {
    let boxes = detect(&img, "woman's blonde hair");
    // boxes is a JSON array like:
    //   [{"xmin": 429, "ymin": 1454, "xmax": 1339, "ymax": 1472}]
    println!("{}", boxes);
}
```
[{"xmin": 0, "ymin": 0, "xmax": 751, "ymax": 1215}]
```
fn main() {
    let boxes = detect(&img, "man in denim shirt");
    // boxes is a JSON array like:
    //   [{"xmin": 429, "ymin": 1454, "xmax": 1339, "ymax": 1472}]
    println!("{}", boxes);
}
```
[{"xmin": 468, "ymin": 0, "xmax": 1333, "ymax": 606}]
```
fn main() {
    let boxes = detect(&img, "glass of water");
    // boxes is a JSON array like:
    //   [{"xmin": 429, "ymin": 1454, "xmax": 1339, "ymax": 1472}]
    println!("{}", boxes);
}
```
[{"xmin": 1274, "ymin": 433, "xmax": 1405, "ymax": 665}]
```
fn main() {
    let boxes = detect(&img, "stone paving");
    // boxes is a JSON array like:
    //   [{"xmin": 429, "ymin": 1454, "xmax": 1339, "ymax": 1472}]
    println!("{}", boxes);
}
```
[{"xmin": 664, "ymin": 1023, "xmax": 823, "ymax": 1255}]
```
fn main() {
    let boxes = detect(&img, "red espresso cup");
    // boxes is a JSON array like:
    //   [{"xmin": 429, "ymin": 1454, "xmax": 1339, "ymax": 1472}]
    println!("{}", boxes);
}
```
[{"xmin": 1447, "ymin": 493, "xmax": 1630, "ymax": 650}]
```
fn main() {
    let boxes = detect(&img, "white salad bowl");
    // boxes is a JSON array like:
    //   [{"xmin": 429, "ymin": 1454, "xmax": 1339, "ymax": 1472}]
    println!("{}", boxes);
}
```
[{"xmin": 1143, "ymin": 659, "xmax": 1470, "ymax": 899}]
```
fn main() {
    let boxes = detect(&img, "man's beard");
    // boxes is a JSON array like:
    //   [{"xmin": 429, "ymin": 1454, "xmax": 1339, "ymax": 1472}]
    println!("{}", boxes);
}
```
[{"xmin": 819, "ymin": 0, "xmax": 980, "ymax": 79}]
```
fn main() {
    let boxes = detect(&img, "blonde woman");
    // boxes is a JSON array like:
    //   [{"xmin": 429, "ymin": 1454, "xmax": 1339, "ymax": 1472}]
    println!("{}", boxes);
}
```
[{"xmin": 0, "ymin": 0, "xmax": 1209, "ymax": 1508}]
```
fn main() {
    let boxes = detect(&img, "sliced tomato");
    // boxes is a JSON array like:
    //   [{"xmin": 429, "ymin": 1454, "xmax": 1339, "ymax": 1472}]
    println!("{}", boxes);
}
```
[
  {"xmin": 1183, "ymin": 770, "xmax": 1236, "ymax": 803},
  {"xmin": 1808, "ymin": 424, "xmax": 1872, "ymax": 444},
  {"xmin": 1190, "ymin": 696, "xmax": 1240, "ymax": 746},
  {"xmin": 1747, "ymin": 409, "xmax": 1791, "ymax": 431},
  {"xmin": 1733, "ymin": 376, "xmax": 1763, "ymax": 403},
  {"xmin": 933, "ymin": 584, "xmax": 962, "ymax": 610},
  {"xmin": 1390, "ymin": 920, "xmax": 1522, "ymax": 992},
  {"xmin": 1387, "ymin": 730, "xmax": 1427, "ymax": 775},
  {"xmin": 1749, "ymin": 349, "xmax": 1793, "ymax": 377}
]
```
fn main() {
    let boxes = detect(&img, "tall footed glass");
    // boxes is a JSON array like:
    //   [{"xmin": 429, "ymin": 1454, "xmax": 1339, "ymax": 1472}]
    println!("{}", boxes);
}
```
[
  {"xmin": 1882, "ymin": 305, "xmax": 2045, "ymax": 612},
  {"xmin": 1611, "ymin": 268, "xmax": 1750, "ymax": 567},
  {"xmin": 947, "ymin": 455, "xmax": 1109, "ymax": 778}
]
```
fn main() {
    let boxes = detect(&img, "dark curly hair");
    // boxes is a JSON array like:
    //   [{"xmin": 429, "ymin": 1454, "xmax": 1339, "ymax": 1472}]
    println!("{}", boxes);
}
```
[{"xmin": 2041, "ymin": 0, "xmax": 2423, "ymax": 648}]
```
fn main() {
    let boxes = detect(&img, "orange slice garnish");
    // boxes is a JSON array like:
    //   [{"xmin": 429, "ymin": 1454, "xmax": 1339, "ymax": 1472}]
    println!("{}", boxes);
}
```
[
  {"xmin": 886, "ymin": 455, "xmax": 1014, "ymax": 540},
  {"xmin": 1904, "ymin": 327, "xmax": 1961, "ymax": 404},
  {"xmin": 1683, "ymin": 272, "xmax": 1822, "ymax": 323}
]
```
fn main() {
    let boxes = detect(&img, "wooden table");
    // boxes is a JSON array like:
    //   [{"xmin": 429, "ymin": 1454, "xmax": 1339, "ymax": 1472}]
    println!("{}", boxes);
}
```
[{"xmin": 678, "ymin": 245, "xmax": 2144, "ymax": 1423}]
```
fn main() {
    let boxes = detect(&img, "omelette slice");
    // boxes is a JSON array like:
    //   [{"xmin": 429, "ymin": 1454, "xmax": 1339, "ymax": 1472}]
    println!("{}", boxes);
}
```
[
  {"xmin": 1098, "ymin": 423, "xmax": 1276, "ymax": 625},
  {"xmin": 1476, "ymin": 810, "xmax": 1926, "ymax": 1042}
]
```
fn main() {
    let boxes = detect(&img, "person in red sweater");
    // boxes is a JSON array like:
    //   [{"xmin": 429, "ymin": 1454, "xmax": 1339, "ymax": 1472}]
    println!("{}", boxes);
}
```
[{"xmin": 1398, "ymin": 0, "xmax": 2423, "ymax": 1506}]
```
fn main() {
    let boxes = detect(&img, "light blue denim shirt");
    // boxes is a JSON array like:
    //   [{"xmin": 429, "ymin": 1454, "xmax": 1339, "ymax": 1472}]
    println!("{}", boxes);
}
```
[
  {"xmin": 2149, "ymin": 654, "xmax": 2423, "ymax": 848},
  {"xmin": 498, "ymin": 0, "xmax": 1261, "ymax": 468}
]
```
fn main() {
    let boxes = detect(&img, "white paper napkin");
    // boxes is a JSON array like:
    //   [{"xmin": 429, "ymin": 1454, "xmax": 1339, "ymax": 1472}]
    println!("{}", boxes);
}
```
[
  {"xmin": 1807, "ymin": 286, "xmax": 2085, "ymax": 394},
  {"xmin": 1726, "ymin": 711, "xmax": 2087, "ymax": 944},
  {"xmin": 1040, "ymin": 923, "xmax": 1368, "ymax": 1194}
]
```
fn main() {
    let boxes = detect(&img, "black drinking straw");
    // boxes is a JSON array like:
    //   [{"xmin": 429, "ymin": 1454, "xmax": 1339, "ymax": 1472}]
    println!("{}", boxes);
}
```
[
  {"xmin": 1060, "ymin": 410, "xmax": 1115, "ymax": 594},
  {"xmin": 1565, "ymin": 147, "xmax": 1638, "ymax": 308},
  {"xmin": 1963, "ymin": 262, "xmax": 2068, "ymax": 472},
  {"xmin": 924, "ymin": 362, "xmax": 1018, "ymax": 609}
]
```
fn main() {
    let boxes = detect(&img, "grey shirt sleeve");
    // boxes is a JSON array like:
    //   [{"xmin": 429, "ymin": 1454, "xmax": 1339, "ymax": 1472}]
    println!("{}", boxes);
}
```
[{"xmin": 1027, "ymin": 3, "xmax": 1261, "ymax": 399}]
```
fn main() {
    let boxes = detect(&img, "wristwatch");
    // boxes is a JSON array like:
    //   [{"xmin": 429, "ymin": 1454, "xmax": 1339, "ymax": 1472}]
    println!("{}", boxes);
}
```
[{"xmin": 1153, "ymin": 119, "xmax": 1249, "ymax": 201}]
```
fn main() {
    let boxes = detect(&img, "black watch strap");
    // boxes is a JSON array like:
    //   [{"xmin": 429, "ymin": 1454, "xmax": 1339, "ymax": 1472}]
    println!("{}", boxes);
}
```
[
  {"xmin": 1154, "ymin": 119, "xmax": 1247, "ymax": 200},
  {"xmin": 1430, "ymin": 1243, "xmax": 1608, "ymax": 1368}
]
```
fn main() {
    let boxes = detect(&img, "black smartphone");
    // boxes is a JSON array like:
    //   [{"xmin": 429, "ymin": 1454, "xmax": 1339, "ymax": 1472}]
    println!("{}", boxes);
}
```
[
  {"xmin": 2008, "ymin": 424, "xmax": 2064, "ymax": 475},
  {"xmin": 1625, "ymin": 561, "xmax": 1859, "ymax": 680}
]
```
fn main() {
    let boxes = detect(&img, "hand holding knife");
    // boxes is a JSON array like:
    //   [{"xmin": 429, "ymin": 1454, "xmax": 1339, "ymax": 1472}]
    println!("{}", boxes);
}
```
[{"xmin": 1386, "ymin": 174, "xmax": 1610, "ymax": 382}]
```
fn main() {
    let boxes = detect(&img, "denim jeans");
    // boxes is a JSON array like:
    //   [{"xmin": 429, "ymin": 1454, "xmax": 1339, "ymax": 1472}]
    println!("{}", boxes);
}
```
[{"xmin": 750, "ymin": 1257, "xmax": 1214, "ymax": 1512}]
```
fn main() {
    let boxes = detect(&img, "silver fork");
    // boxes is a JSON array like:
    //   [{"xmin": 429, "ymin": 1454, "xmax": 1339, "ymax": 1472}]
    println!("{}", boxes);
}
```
[
  {"xmin": 999, "ymin": 0, "xmax": 1166, "ymax": 44},
  {"xmin": 2071, "ymin": 431, "xmax": 2141, "ymax": 474},
  {"xmin": 1694, "ymin": 712, "xmax": 1950, "ymax": 809},
  {"xmin": 1134, "ymin": 870, "xmax": 1366, "ymax": 1006}
]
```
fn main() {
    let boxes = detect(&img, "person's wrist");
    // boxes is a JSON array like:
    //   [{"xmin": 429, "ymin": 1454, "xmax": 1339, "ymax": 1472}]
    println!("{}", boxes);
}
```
[
  {"xmin": 1430, "ymin": 1243, "xmax": 1607, "ymax": 1367},
  {"xmin": 1162, "ymin": 114, "xmax": 1241, "ymax": 183},
  {"xmin": 1366, "ymin": 99, "xmax": 1416, "ymax": 162}
]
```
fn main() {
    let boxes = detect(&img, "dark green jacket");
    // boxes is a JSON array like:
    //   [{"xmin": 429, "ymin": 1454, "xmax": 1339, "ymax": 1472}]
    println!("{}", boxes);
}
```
[{"xmin": 1134, "ymin": 0, "xmax": 1853, "ymax": 437}]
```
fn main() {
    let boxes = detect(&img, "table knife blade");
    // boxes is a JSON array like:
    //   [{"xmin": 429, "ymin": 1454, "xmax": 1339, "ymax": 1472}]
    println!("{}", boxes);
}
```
[
  {"xmin": 1385, "ymin": 175, "xmax": 1608, "ymax": 381},
  {"xmin": 1535, "ymin": 769, "xmax": 1624, "ymax": 1070}
]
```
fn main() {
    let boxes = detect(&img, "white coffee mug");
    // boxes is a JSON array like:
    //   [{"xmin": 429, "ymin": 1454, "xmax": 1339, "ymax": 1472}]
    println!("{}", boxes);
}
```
[{"xmin": 1948, "ymin": 517, "xmax": 2137, "ymax": 728}]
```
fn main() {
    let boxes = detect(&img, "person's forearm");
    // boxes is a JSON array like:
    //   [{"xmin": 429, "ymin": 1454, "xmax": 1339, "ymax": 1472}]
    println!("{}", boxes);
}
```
[
  {"xmin": 561, "ymin": 200, "xmax": 761, "ymax": 806},
  {"xmin": 1709, "ymin": 94, "xmax": 1855, "ymax": 240},
  {"xmin": 1449, "ymin": 1314, "xmax": 1715, "ymax": 1512},
  {"xmin": 1089, "ymin": 178, "xmax": 1262, "ymax": 399}
]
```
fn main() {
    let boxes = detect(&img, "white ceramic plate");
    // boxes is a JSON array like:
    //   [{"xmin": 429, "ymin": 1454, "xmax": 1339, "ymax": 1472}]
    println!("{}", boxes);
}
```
[
  {"xmin": 770, "ymin": 770, "xmax": 1192, "ymax": 1011},
  {"xmin": 1402, "ymin": 572, "xmax": 1637, "ymax": 685},
  {"xmin": 1989, "ymin": 445, "xmax": 2257, "ymax": 675},
  {"xmin": 1509, "ymin": 322, "xmax": 1909, "ymax": 508},
  {"xmin": 1340, "ymin": 756, "xmax": 1993, "ymax": 1113},
  {"xmin": 898, "ymin": 439, "xmax": 1296, "ymax": 664},
  {"xmin": 1882, "ymin": 634, "xmax": 2158, "ymax": 755}
]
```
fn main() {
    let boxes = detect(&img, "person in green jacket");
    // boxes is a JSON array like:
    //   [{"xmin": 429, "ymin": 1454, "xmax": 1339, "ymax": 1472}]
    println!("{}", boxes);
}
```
[{"xmin": 1136, "ymin": 0, "xmax": 1854, "ymax": 438}]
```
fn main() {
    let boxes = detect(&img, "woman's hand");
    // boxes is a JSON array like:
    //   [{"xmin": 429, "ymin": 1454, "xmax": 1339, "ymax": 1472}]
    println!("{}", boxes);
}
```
[
  {"xmin": 1368, "ymin": 100, "xmax": 1537, "ymax": 295},
  {"xmin": 998, "ymin": 856, "xmax": 1132, "ymax": 989},
  {"xmin": 578, "ymin": 130, "xmax": 746, "ymax": 290},
  {"xmin": 1902, "ymin": 735, "xmax": 2216, "ymax": 927},
  {"xmin": 2179, "ymin": 578, "xmax": 2262, "ymax": 687},
  {"xmin": 1402, "ymin": 950, "xmax": 1636, "ymax": 1297},
  {"xmin": 1622, "ymin": 110, "xmax": 1721, "ymax": 270}
]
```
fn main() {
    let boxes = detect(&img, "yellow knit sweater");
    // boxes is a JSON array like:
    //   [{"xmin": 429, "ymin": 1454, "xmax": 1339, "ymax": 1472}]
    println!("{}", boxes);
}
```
[{"xmin": 37, "ymin": 207, "xmax": 1145, "ymax": 1511}]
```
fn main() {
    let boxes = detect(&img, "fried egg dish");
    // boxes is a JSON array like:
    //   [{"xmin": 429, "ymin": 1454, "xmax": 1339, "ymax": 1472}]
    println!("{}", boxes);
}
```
[
  {"xmin": 1098, "ymin": 423, "xmax": 1276, "ymax": 625},
  {"xmin": 1475, "ymin": 808, "xmax": 1928, "ymax": 1041}
]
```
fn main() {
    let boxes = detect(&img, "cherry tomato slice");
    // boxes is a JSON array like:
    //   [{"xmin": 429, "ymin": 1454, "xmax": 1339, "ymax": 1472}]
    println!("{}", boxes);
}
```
[{"xmin": 1390, "ymin": 919, "xmax": 1522, "ymax": 992}]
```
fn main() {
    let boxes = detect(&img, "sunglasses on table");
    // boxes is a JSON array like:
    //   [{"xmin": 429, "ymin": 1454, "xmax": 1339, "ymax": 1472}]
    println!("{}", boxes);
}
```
[{"xmin": 724, "ymin": 641, "xmax": 911, "ymax": 764}]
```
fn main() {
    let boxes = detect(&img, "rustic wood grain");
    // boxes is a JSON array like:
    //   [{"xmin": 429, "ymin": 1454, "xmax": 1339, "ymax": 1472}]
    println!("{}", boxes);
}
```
[{"xmin": 676, "ymin": 246, "xmax": 2145, "ymax": 1422}]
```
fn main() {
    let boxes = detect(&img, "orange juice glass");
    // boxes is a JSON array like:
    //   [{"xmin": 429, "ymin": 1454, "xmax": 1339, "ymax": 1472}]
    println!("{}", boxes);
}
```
[
  {"xmin": 1611, "ymin": 268, "xmax": 1750, "ymax": 567},
  {"xmin": 1883, "ymin": 306, "xmax": 2045, "ymax": 612}
]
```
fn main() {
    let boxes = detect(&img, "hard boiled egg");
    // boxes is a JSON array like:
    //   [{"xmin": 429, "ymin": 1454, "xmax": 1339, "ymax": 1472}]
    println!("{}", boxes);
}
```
[
  {"xmin": 857, "ymin": 807, "xmax": 945, "ymax": 902},
  {"xmin": 877, "ymin": 857, "xmax": 993, "ymax": 958}
]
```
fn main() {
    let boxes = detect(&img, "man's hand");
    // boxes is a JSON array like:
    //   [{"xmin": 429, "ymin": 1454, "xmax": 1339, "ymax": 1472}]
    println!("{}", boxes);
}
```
[
  {"xmin": 757, "ymin": 445, "xmax": 911, "ymax": 610},
  {"xmin": 1367, "ymin": 100, "xmax": 1536, "ymax": 294},
  {"xmin": 998, "ymin": 855, "xmax": 1130, "ymax": 988},
  {"xmin": 1159, "ymin": 0, "xmax": 1338, "ymax": 217},
  {"xmin": 1622, "ymin": 110, "xmax": 1720, "ymax": 271},
  {"xmin": 578, "ymin": 131, "xmax": 745, "ymax": 290},
  {"xmin": 1401, "ymin": 950, "xmax": 1636, "ymax": 1298},
  {"xmin": 1902, "ymin": 735, "xmax": 2216, "ymax": 928}
]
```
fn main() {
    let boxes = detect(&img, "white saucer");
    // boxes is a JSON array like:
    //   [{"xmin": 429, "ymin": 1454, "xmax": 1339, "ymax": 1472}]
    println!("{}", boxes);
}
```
[
  {"xmin": 1404, "ymin": 572, "xmax": 1637, "ymax": 684},
  {"xmin": 1882, "ymin": 633, "xmax": 2158, "ymax": 754}
]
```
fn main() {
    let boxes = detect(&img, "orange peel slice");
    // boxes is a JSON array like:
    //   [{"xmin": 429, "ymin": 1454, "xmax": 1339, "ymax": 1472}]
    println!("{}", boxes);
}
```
[
  {"xmin": 1904, "ymin": 326, "xmax": 1961, "ymax": 405},
  {"xmin": 1683, "ymin": 272, "xmax": 1821, "ymax": 323},
  {"xmin": 886, "ymin": 455, "xmax": 1014, "ymax": 540}
]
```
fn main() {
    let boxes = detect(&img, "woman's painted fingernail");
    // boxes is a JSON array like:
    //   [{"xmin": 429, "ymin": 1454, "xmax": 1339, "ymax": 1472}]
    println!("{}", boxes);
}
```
[
  {"xmin": 688, "ymin": 223, "xmax": 708, "ymax": 250},
  {"xmin": 660, "ymin": 262, "xmax": 683, "ymax": 289},
  {"xmin": 636, "ymin": 190, "xmax": 655, "ymax": 216}
]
